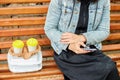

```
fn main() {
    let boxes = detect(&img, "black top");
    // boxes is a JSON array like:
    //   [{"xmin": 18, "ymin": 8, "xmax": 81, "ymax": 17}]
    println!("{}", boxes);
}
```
[{"xmin": 75, "ymin": 0, "xmax": 90, "ymax": 34}]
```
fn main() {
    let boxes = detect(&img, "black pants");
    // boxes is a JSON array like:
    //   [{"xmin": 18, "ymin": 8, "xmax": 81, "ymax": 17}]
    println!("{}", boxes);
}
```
[
  {"xmin": 54, "ymin": 50, "xmax": 120, "ymax": 80},
  {"xmin": 63, "ymin": 66, "xmax": 120, "ymax": 80}
]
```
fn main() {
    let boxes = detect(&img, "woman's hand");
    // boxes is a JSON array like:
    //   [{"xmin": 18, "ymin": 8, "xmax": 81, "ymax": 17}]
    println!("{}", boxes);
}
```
[
  {"xmin": 60, "ymin": 32, "xmax": 86, "ymax": 44},
  {"xmin": 60, "ymin": 32, "xmax": 89, "ymax": 54},
  {"xmin": 68, "ymin": 42, "xmax": 90, "ymax": 54}
]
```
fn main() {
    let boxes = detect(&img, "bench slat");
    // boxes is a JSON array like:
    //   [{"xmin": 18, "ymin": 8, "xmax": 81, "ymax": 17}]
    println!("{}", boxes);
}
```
[
  {"xmin": 0, "ymin": 67, "xmax": 61, "ymax": 79},
  {"xmin": 0, "ymin": 25, "xmax": 119, "ymax": 44},
  {"xmin": 0, "ymin": 50, "xmax": 53, "ymax": 61},
  {"xmin": 111, "ymin": 14, "xmax": 120, "ymax": 21},
  {"xmin": 0, "ymin": 6, "xmax": 48, "ymax": 15},
  {"xmin": 0, "ymin": 60, "xmax": 56, "ymax": 71},
  {"xmin": 107, "ymin": 53, "xmax": 120, "ymax": 61},
  {"xmin": 1, "ymin": 33, "xmax": 120, "ymax": 49},
  {"xmin": 102, "ymin": 44, "xmax": 120, "ymax": 51},
  {"xmin": 0, "ymin": 17, "xmax": 45, "ymax": 26},
  {"xmin": 0, "ymin": 0, "xmax": 118, "ymax": 4},
  {"xmin": 0, "ymin": 4, "xmax": 119, "ymax": 15},
  {"xmin": 0, "ymin": 0, "xmax": 50, "ymax": 4},
  {"xmin": 111, "ymin": 3, "xmax": 120, "ymax": 11},
  {"xmin": 0, "ymin": 28, "xmax": 44, "ymax": 37},
  {"xmin": 0, "ymin": 38, "xmax": 50, "ymax": 49},
  {"xmin": 116, "ymin": 60, "xmax": 120, "ymax": 67},
  {"xmin": 110, "ymin": 23, "xmax": 120, "ymax": 30},
  {"xmin": 0, "ymin": 54, "xmax": 7, "ymax": 61},
  {"xmin": 0, "ymin": 14, "xmax": 119, "ymax": 26},
  {"xmin": 106, "ymin": 33, "xmax": 120, "ymax": 40},
  {"xmin": 1, "ymin": 52, "xmax": 120, "ymax": 62},
  {"xmin": 111, "ymin": 0, "xmax": 120, "ymax": 3},
  {"xmin": 0, "ymin": 14, "xmax": 120, "ymax": 26},
  {"xmin": 117, "ymin": 67, "xmax": 120, "ymax": 75},
  {"xmin": 9, "ymin": 74, "xmax": 63, "ymax": 80}
]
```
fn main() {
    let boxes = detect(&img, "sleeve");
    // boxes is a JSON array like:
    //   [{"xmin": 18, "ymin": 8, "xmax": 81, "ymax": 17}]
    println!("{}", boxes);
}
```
[
  {"xmin": 44, "ymin": 0, "xmax": 62, "ymax": 43},
  {"xmin": 83, "ymin": 0, "xmax": 110, "ymax": 45}
]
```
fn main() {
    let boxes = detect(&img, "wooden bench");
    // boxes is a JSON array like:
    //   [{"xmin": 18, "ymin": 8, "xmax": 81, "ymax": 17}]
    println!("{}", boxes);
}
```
[{"xmin": 0, "ymin": 0, "xmax": 120, "ymax": 80}]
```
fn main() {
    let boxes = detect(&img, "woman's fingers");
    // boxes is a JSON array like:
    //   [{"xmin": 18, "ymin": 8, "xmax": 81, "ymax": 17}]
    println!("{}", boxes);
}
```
[
  {"xmin": 75, "ymin": 42, "xmax": 90, "ymax": 54},
  {"xmin": 61, "ymin": 33, "xmax": 77, "ymax": 44},
  {"xmin": 61, "ymin": 33, "xmax": 87, "ymax": 47},
  {"xmin": 78, "ymin": 41, "xmax": 86, "ymax": 48},
  {"xmin": 75, "ymin": 48, "xmax": 90, "ymax": 54},
  {"xmin": 61, "ymin": 39, "xmax": 76, "ymax": 44},
  {"xmin": 60, "ymin": 39, "xmax": 70, "ymax": 44},
  {"xmin": 60, "ymin": 37, "xmax": 72, "ymax": 44},
  {"xmin": 61, "ymin": 33, "xmax": 72, "ymax": 39},
  {"xmin": 68, "ymin": 42, "xmax": 90, "ymax": 54}
]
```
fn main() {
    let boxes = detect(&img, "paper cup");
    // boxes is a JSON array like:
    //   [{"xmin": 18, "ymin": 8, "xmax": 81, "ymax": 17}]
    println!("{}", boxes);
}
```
[
  {"xmin": 12, "ymin": 40, "xmax": 24, "ymax": 54},
  {"xmin": 27, "ymin": 38, "xmax": 38, "ymax": 52},
  {"xmin": 28, "ymin": 46, "xmax": 37, "ymax": 52},
  {"xmin": 13, "ymin": 47, "xmax": 23, "ymax": 54}
]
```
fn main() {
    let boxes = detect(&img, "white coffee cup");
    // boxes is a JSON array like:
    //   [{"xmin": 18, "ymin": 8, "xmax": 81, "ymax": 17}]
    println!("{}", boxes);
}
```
[
  {"xmin": 12, "ymin": 40, "xmax": 24, "ymax": 54},
  {"xmin": 28, "ymin": 46, "xmax": 37, "ymax": 52},
  {"xmin": 27, "ymin": 38, "xmax": 38, "ymax": 52},
  {"xmin": 13, "ymin": 47, "xmax": 23, "ymax": 54}
]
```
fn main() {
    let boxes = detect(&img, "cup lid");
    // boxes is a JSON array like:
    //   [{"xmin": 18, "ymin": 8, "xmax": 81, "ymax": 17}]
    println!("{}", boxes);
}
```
[
  {"xmin": 27, "ymin": 38, "xmax": 38, "ymax": 46},
  {"xmin": 12, "ymin": 40, "xmax": 24, "ymax": 48}
]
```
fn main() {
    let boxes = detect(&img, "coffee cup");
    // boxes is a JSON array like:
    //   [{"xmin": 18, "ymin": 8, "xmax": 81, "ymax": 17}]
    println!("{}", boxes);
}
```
[
  {"xmin": 12, "ymin": 40, "xmax": 24, "ymax": 54},
  {"xmin": 27, "ymin": 38, "xmax": 38, "ymax": 52}
]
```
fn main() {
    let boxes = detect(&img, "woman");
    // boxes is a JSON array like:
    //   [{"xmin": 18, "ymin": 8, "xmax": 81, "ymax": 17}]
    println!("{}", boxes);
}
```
[{"xmin": 44, "ymin": 0, "xmax": 120, "ymax": 80}]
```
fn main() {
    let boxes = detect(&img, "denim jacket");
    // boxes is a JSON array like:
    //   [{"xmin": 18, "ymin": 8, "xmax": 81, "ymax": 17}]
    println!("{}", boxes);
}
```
[{"xmin": 44, "ymin": 0, "xmax": 110, "ymax": 55}]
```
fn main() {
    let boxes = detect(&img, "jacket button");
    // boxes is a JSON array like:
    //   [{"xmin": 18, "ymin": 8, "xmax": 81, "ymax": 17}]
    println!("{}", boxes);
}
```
[
  {"xmin": 89, "ymin": 23, "xmax": 92, "ymax": 25},
  {"xmin": 72, "ymin": 25, "xmax": 75, "ymax": 27},
  {"xmin": 90, "ymin": 11, "xmax": 93, "ymax": 13},
  {"xmin": 74, "ymin": 11, "xmax": 78, "ymax": 14},
  {"xmin": 56, "ymin": 49, "xmax": 58, "ymax": 52}
]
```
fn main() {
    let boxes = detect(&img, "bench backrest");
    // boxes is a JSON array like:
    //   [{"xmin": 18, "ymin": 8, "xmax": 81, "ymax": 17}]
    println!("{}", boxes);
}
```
[
  {"xmin": 0, "ymin": 0, "xmax": 120, "ymax": 62},
  {"xmin": 0, "ymin": 0, "xmax": 52, "ymax": 61}
]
